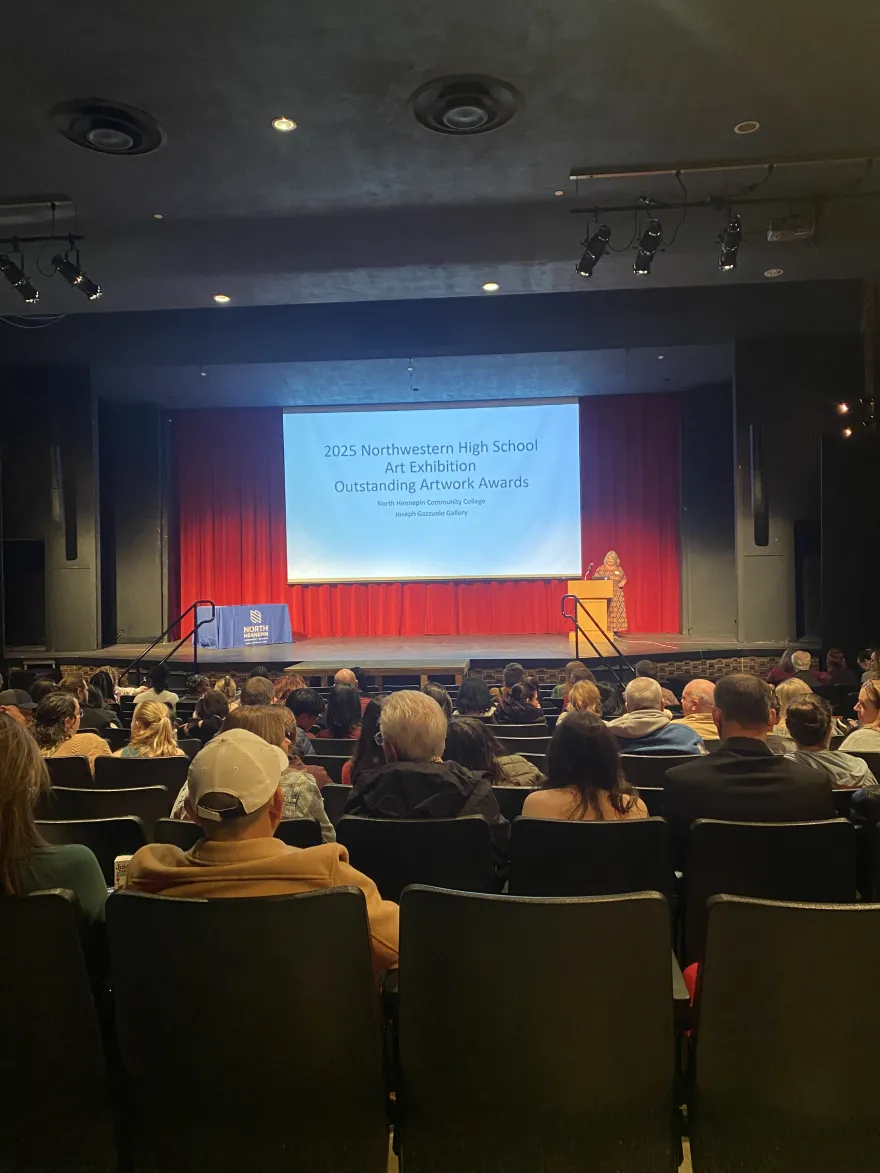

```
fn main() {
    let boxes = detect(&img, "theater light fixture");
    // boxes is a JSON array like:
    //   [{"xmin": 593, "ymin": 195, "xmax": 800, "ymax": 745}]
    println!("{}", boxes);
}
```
[
  {"xmin": 718, "ymin": 214, "xmax": 742, "ymax": 271},
  {"xmin": 633, "ymin": 219, "xmax": 662, "ymax": 276},
  {"xmin": 272, "ymin": 116, "xmax": 297, "ymax": 132},
  {"xmin": 481, "ymin": 281, "xmax": 500, "ymax": 292},
  {"xmin": 842, "ymin": 426, "xmax": 853, "ymax": 438},
  {"xmin": 576, "ymin": 224, "xmax": 611, "ymax": 277},
  {"xmin": 213, "ymin": 293, "xmax": 231, "ymax": 303},
  {"xmin": 0, "ymin": 253, "xmax": 39, "ymax": 303},
  {"xmin": 836, "ymin": 402, "xmax": 850, "ymax": 414},
  {"xmin": 52, "ymin": 251, "xmax": 102, "ymax": 299}
]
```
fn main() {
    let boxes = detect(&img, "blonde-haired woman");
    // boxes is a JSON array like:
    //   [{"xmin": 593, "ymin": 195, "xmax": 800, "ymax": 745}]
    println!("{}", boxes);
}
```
[
  {"xmin": 774, "ymin": 677, "xmax": 813, "ymax": 740},
  {"xmin": 33, "ymin": 693, "xmax": 111, "ymax": 775},
  {"xmin": 115, "ymin": 701, "xmax": 185, "ymax": 759},
  {"xmin": 0, "ymin": 713, "xmax": 106, "ymax": 921},
  {"xmin": 592, "ymin": 549, "xmax": 628, "ymax": 635},
  {"xmin": 556, "ymin": 679, "xmax": 602, "ymax": 725},
  {"xmin": 214, "ymin": 674, "xmax": 239, "ymax": 709}
]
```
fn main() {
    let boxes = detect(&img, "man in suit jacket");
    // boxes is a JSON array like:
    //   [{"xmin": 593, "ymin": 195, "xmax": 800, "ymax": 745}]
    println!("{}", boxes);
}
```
[{"xmin": 663, "ymin": 673, "xmax": 835, "ymax": 864}]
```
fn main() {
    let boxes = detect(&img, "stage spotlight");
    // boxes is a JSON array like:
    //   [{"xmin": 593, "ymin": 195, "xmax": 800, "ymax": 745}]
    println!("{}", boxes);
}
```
[
  {"xmin": 576, "ymin": 224, "xmax": 611, "ymax": 277},
  {"xmin": 718, "ymin": 214, "xmax": 742, "ymax": 271},
  {"xmin": 842, "ymin": 426, "xmax": 853, "ymax": 438},
  {"xmin": 633, "ymin": 219, "xmax": 662, "ymax": 276},
  {"xmin": 0, "ymin": 254, "xmax": 39, "ymax": 303},
  {"xmin": 836, "ymin": 402, "xmax": 850, "ymax": 414},
  {"xmin": 52, "ymin": 254, "xmax": 102, "ymax": 300}
]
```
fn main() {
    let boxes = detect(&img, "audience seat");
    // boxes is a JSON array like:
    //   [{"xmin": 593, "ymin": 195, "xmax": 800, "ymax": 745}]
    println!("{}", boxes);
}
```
[
  {"xmin": 154, "ymin": 817, "xmax": 323, "ymax": 852},
  {"xmin": 491, "ymin": 723, "xmax": 550, "ymax": 739},
  {"xmin": 519, "ymin": 750, "xmax": 547, "ymax": 774},
  {"xmin": 637, "ymin": 787, "xmax": 665, "ymax": 816},
  {"xmin": 684, "ymin": 818, "xmax": 857, "ymax": 964},
  {"xmin": 509, "ymin": 816, "xmax": 675, "ymax": 903},
  {"xmin": 497, "ymin": 736, "xmax": 551, "ymax": 758},
  {"xmin": 106, "ymin": 888, "xmax": 388, "ymax": 1173},
  {"xmin": 103, "ymin": 726, "xmax": 130, "ymax": 752},
  {"xmin": 177, "ymin": 738, "xmax": 201, "ymax": 759},
  {"xmin": 275, "ymin": 818, "xmax": 323, "ymax": 848},
  {"xmin": 310, "ymin": 755, "xmax": 349, "ymax": 783},
  {"xmin": 37, "ymin": 817, "xmax": 148, "ymax": 885},
  {"xmin": 337, "ymin": 815, "xmax": 496, "ymax": 902},
  {"xmin": 94, "ymin": 755, "xmax": 190, "ymax": 791},
  {"xmin": 45, "ymin": 755, "xmax": 93, "ymax": 789},
  {"xmin": 320, "ymin": 782, "xmax": 350, "ymax": 826},
  {"xmin": 397, "ymin": 886, "xmax": 676, "ymax": 1171},
  {"xmin": 310, "ymin": 737, "xmax": 357, "ymax": 756},
  {"xmin": 38, "ymin": 785, "xmax": 172, "ymax": 828},
  {"xmin": 844, "ymin": 750, "xmax": 880, "ymax": 777},
  {"xmin": 692, "ymin": 895, "xmax": 880, "ymax": 1171},
  {"xmin": 492, "ymin": 785, "xmax": 533, "ymax": 822},
  {"xmin": 0, "ymin": 890, "xmax": 115, "ymax": 1171},
  {"xmin": 620, "ymin": 754, "xmax": 695, "ymax": 789}
]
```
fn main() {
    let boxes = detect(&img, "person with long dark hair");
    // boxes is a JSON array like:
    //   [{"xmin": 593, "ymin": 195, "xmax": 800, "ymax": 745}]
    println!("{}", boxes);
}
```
[
  {"xmin": 314, "ymin": 683, "xmax": 362, "ymax": 739},
  {"xmin": 342, "ymin": 697, "xmax": 386, "ymax": 785},
  {"xmin": 33, "ymin": 693, "xmax": 111, "ymax": 774},
  {"xmin": 454, "ymin": 678, "xmax": 496, "ymax": 721},
  {"xmin": 184, "ymin": 689, "xmax": 231, "ymax": 747},
  {"xmin": 493, "ymin": 677, "xmax": 547, "ymax": 726},
  {"xmin": 443, "ymin": 716, "xmax": 545, "ymax": 787},
  {"xmin": 523, "ymin": 711, "xmax": 647, "ymax": 821},
  {"xmin": 422, "ymin": 682, "xmax": 453, "ymax": 719}
]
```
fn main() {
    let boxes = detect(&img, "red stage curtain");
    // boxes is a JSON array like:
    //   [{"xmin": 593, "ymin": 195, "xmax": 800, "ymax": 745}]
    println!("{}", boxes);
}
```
[{"xmin": 173, "ymin": 394, "xmax": 680, "ymax": 637}]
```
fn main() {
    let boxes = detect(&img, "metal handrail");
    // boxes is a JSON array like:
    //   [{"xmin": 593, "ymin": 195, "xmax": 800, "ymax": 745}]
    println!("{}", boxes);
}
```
[
  {"xmin": 119, "ymin": 599, "xmax": 216, "ymax": 682},
  {"xmin": 561, "ymin": 593, "xmax": 635, "ymax": 689}
]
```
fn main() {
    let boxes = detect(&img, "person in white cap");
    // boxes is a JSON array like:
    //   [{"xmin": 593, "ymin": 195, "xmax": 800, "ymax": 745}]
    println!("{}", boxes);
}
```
[{"xmin": 124, "ymin": 729, "xmax": 398, "ymax": 973}]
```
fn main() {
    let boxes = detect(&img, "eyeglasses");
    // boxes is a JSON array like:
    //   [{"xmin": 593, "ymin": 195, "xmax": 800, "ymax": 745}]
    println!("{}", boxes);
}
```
[{"xmin": 374, "ymin": 732, "xmax": 384, "ymax": 747}]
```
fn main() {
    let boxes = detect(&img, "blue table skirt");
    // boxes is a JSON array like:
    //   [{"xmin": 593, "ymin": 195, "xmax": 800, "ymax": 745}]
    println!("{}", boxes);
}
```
[{"xmin": 195, "ymin": 604, "xmax": 293, "ymax": 649}]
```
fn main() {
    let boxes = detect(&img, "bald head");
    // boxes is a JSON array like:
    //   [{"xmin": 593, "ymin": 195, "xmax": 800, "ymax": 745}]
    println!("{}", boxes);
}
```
[
  {"xmin": 624, "ymin": 677, "xmax": 663, "ymax": 712},
  {"xmin": 682, "ymin": 679, "xmax": 715, "ymax": 715},
  {"xmin": 334, "ymin": 668, "xmax": 357, "ymax": 687}
]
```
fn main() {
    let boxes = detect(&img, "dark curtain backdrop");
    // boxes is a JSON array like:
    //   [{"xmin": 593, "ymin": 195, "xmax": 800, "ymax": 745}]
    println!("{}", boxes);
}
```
[{"xmin": 173, "ymin": 394, "xmax": 680, "ymax": 637}]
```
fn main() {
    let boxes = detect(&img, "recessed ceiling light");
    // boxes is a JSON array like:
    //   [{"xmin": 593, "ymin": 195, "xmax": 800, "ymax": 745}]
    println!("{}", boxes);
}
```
[
  {"xmin": 213, "ymin": 293, "xmax": 231, "ymax": 304},
  {"xmin": 842, "ymin": 427, "xmax": 853, "ymax": 439},
  {"xmin": 482, "ymin": 281, "xmax": 500, "ymax": 292},
  {"xmin": 657, "ymin": 354, "xmax": 665, "ymax": 360},
  {"xmin": 152, "ymin": 212, "xmax": 163, "ymax": 220},
  {"xmin": 764, "ymin": 267, "xmax": 784, "ymax": 278},
  {"xmin": 734, "ymin": 119, "xmax": 760, "ymax": 135},
  {"xmin": 272, "ymin": 116, "xmax": 297, "ymax": 132},
  {"xmin": 554, "ymin": 189, "xmax": 565, "ymax": 197}
]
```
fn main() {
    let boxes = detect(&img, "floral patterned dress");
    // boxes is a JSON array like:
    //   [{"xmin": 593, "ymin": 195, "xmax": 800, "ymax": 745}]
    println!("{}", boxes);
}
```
[{"xmin": 593, "ymin": 564, "xmax": 628, "ymax": 633}]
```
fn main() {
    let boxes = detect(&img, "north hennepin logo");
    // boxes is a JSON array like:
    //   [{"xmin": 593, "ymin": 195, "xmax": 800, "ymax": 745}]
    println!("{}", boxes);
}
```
[{"xmin": 250, "ymin": 609, "xmax": 262, "ymax": 624}]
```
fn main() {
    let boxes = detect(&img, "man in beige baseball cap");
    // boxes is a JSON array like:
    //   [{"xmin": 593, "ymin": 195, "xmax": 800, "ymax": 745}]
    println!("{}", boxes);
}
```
[{"xmin": 124, "ymin": 729, "xmax": 398, "ymax": 972}]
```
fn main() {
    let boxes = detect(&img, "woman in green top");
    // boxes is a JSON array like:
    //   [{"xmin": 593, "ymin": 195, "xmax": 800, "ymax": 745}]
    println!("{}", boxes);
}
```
[{"xmin": 0, "ymin": 713, "xmax": 107, "ymax": 924}]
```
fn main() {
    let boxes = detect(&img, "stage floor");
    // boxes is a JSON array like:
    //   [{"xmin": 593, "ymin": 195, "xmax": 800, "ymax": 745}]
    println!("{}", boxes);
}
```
[{"xmin": 17, "ymin": 631, "xmax": 794, "ymax": 676}]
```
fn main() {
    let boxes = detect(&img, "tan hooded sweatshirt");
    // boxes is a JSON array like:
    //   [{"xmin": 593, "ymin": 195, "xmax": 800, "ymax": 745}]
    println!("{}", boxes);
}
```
[{"xmin": 124, "ymin": 837, "xmax": 399, "ymax": 973}]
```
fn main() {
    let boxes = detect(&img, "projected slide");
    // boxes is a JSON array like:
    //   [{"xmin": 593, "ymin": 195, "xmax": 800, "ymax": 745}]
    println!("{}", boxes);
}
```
[{"xmin": 283, "ymin": 400, "xmax": 581, "ymax": 582}]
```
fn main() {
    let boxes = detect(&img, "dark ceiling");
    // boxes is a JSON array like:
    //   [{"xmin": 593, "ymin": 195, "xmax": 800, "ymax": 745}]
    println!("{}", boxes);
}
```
[{"xmin": 2, "ymin": 0, "xmax": 879, "ymax": 315}]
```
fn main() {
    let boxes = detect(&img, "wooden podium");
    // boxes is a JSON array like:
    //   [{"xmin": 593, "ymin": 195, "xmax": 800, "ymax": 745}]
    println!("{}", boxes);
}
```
[{"xmin": 566, "ymin": 579, "xmax": 613, "ymax": 654}]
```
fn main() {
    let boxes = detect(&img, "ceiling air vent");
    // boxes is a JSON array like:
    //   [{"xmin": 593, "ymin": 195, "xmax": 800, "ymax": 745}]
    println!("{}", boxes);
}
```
[
  {"xmin": 50, "ymin": 99, "xmax": 166, "ymax": 156},
  {"xmin": 410, "ymin": 76, "xmax": 519, "ymax": 135}
]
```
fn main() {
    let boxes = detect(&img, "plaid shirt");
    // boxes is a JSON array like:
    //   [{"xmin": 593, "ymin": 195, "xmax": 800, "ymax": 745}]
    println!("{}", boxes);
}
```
[{"xmin": 170, "ymin": 767, "xmax": 335, "ymax": 842}]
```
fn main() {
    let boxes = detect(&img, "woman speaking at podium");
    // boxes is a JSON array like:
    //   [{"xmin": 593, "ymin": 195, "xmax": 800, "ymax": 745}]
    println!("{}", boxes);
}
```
[{"xmin": 592, "ymin": 550, "xmax": 628, "ymax": 636}]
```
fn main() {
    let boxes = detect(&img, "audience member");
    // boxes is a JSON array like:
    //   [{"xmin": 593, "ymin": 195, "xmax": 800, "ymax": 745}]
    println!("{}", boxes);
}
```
[
  {"xmin": 551, "ymin": 661, "xmax": 594, "ymax": 700},
  {"xmin": 785, "ymin": 695, "xmax": 878, "ymax": 789},
  {"xmin": 773, "ymin": 677, "xmax": 813, "ymax": 743},
  {"xmin": 634, "ymin": 660, "xmax": 678, "ymax": 708},
  {"xmin": 284, "ymin": 687, "xmax": 322, "ymax": 759},
  {"xmin": 135, "ymin": 666, "xmax": 180, "ymax": 713},
  {"xmin": 334, "ymin": 666, "xmax": 371, "ymax": 712},
  {"xmin": 0, "ymin": 713, "xmax": 106, "ymax": 923},
  {"xmin": 7, "ymin": 668, "xmax": 36, "ymax": 693},
  {"xmin": 597, "ymin": 681, "xmax": 625, "ymax": 719},
  {"xmin": 523, "ymin": 711, "xmax": 648, "ymax": 822},
  {"xmin": 443, "ymin": 715, "xmax": 546, "ymax": 787},
  {"xmin": 422, "ymin": 681, "xmax": 453, "ymax": 720},
  {"xmin": 453, "ymin": 678, "xmax": 497, "ymax": 721},
  {"xmin": 560, "ymin": 666, "xmax": 598, "ymax": 706},
  {"xmin": 790, "ymin": 650, "xmax": 830, "ymax": 687},
  {"xmin": 556, "ymin": 679, "xmax": 602, "ymax": 724},
  {"xmin": 116, "ymin": 701, "xmax": 186, "ymax": 759},
  {"xmin": 857, "ymin": 649, "xmax": 877, "ymax": 683},
  {"xmin": 344, "ymin": 690, "xmax": 509, "ymax": 861},
  {"xmin": 214, "ymin": 674, "xmax": 239, "ymax": 708},
  {"xmin": 184, "ymin": 690, "xmax": 230, "ymax": 747},
  {"xmin": 273, "ymin": 672, "xmax": 306, "ymax": 705},
  {"xmin": 60, "ymin": 674, "xmax": 120, "ymax": 732},
  {"xmin": 490, "ymin": 662, "xmax": 524, "ymax": 702},
  {"xmin": 246, "ymin": 665, "xmax": 271, "ymax": 680},
  {"xmin": 239, "ymin": 676, "xmax": 275, "ymax": 707},
  {"xmin": 840, "ymin": 680, "xmax": 880, "ymax": 751},
  {"xmin": 825, "ymin": 648, "xmax": 857, "ymax": 687},
  {"xmin": 493, "ymin": 678, "xmax": 548, "ymax": 727},
  {"xmin": 342, "ymin": 697, "xmax": 386, "ymax": 786},
  {"xmin": 126, "ymin": 729, "xmax": 394, "ymax": 970},
  {"xmin": 314, "ymin": 683, "xmax": 362, "ymax": 740},
  {"xmin": 172, "ymin": 707, "xmax": 334, "ymax": 842},
  {"xmin": 672, "ymin": 680, "xmax": 718, "ymax": 742},
  {"xmin": 0, "ymin": 689, "xmax": 36, "ymax": 726},
  {"xmin": 33, "ymin": 693, "xmax": 111, "ymax": 774},
  {"xmin": 766, "ymin": 647, "xmax": 797, "ymax": 685},
  {"xmin": 30, "ymin": 678, "xmax": 58, "ymax": 705},
  {"xmin": 607, "ymin": 679, "xmax": 704, "ymax": 755},
  {"xmin": 663, "ymin": 674, "xmax": 835, "ymax": 861},
  {"xmin": 89, "ymin": 669, "xmax": 118, "ymax": 706},
  {"xmin": 181, "ymin": 674, "xmax": 212, "ymax": 701}
]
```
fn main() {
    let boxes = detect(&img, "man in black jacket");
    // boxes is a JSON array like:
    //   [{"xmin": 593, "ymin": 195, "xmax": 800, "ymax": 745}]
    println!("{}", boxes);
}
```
[
  {"xmin": 663, "ymin": 673, "xmax": 835, "ymax": 864},
  {"xmin": 344, "ymin": 688, "xmax": 509, "ymax": 862}
]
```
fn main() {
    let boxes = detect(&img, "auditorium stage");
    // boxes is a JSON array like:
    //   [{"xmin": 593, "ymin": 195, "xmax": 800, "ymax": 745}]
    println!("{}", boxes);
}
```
[{"xmin": 17, "ymin": 631, "xmax": 797, "ymax": 683}]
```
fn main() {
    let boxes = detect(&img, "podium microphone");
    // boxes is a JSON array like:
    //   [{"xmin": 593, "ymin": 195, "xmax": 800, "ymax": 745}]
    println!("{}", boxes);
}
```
[{"xmin": 583, "ymin": 561, "xmax": 594, "ymax": 580}]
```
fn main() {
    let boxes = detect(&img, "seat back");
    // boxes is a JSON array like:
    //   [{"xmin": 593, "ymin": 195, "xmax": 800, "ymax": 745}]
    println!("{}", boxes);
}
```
[
  {"xmin": 177, "ymin": 738, "xmax": 201, "ymax": 759},
  {"xmin": 497, "ymin": 736, "xmax": 551, "ymax": 758},
  {"xmin": 492, "ymin": 785, "xmax": 534, "ymax": 822},
  {"xmin": 684, "ymin": 818, "xmax": 857, "ymax": 963},
  {"xmin": 153, "ymin": 817, "xmax": 322, "ymax": 852},
  {"xmin": 310, "ymin": 754, "xmax": 348, "ymax": 783},
  {"xmin": 37, "ymin": 817, "xmax": 148, "ymax": 884},
  {"xmin": 638, "ymin": 786, "xmax": 665, "ymax": 815},
  {"xmin": 94, "ymin": 754, "xmax": 190, "ymax": 791},
  {"xmin": 39, "ymin": 785, "xmax": 171, "ymax": 829},
  {"xmin": 509, "ymin": 816, "xmax": 674, "ymax": 902},
  {"xmin": 45, "ymin": 754, "xmax": 93, "ymax": 788},
  {"xmin": 103, "ymin": 726, "xmax": 130, "ymax": 752},
  {"xmin": 519, "ymin": 751, "xmax": 547, "ymax": 773},
  {"xmin": 275, "ymin": 818, "xmax": 323, "ymax": 848},
  {"xmin": 398, "ymin": 886, "xmax": 675, "ymax": 1171},
  {"xmin": 620, "ymin": 754, "xmax": 696, "ymax": 788},
  {"xmin": 492, "ymin": 722, "xmax": 550, "ymax": 738},
  {"xmin": 311, "ymin": 737, "xmax": 357, "ymax": 756},
  {"xmin": 107, "ymin": 888, "xmax": 387, "ymax": 1173},
  {"xmin": 0, "ymin": 890, "xmax": 115, "ymax": 1172},
  {"xmin": 694, "ymin": 896, "xmax": 880, "ymax": 1171},
  {"xmin": 844, "ymin": 749, "xmax": 880, "ymax": 776},
  {"xmin": 336, "ymin": 815, "xmax": 495, "ymax": 901},
  {"xmin": 320, "ymin": 781, "xmax": 350, "ymax": 825}
]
